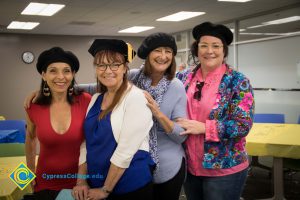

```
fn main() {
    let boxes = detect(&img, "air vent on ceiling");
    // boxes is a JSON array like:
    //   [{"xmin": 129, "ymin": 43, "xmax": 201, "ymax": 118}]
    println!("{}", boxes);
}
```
[{"xmin": 69, "ymin": 21, "xmax": 95, "ymax": 26}]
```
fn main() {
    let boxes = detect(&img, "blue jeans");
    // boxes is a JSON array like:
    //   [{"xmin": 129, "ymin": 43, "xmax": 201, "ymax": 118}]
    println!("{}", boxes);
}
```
[{"xmin": 184, "ymin": 168, "xmax": 248, "ymax": 200}]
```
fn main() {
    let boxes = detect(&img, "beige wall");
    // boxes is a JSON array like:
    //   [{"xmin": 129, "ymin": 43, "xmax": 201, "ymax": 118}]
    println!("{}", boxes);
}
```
[{"xmin": 0, "ymin": 33, "xmax": 144, "ymax": 120}]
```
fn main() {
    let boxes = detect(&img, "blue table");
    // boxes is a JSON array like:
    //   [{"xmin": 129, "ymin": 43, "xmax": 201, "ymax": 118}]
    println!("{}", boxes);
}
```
[{"xmin": 0, "ymin": 130, "xmax": 20, "ymax": 143}]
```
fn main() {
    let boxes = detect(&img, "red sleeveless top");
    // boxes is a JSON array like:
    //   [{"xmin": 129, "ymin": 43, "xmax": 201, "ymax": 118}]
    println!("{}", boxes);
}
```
[{"xmin": 27, "ymin": 93, "xmax": 91, "ymax": 192}]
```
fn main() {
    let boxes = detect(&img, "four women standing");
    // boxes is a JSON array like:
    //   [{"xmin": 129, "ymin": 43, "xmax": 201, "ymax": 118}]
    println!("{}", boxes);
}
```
[{"xmin": 25, "ymin": 21, "xmax": 254, "ymax": 200}]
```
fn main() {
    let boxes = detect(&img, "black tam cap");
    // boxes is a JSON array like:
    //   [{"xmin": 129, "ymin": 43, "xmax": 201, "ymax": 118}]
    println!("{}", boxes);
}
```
[
  {"xmin": 88, "ymin": 39, "xmax": 136, "ymax": 63},
  {"xmin": 36, "ymin": 47, "xmax": 79, "ymax": 74},
  {"xmin": 192, "ymin": 22, "xmax": 233, "ymax": 45},
  {"xmin": 138, "ymin": 32, "xmax": 177, "ymax": 59}
]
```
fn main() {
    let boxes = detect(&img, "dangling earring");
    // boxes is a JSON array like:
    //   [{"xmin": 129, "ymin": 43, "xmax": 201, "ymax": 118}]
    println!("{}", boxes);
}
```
[
  {"xmin": 68, "ymin": 87, "xmax": 74, "ymax": 96},
  {"xmin": 43, "ymin": 81, "xmax": 51, "ymax": 96}
]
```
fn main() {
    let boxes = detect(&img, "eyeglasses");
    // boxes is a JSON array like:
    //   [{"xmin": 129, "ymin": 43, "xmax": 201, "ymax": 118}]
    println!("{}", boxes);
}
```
[
  {"xmin": 95, "ymin": 63, "xmax": 125, "ymax": 71},
  {"xmin": 198, "ymin": 43, "xmax": 223, "ymax": 51},
  {"xmin": 193, "ymin": 81, "xmax": 204, "ymax": 101}
]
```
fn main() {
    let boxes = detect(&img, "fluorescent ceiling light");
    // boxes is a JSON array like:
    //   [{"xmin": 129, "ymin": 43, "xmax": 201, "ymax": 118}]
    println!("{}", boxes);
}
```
[
  {"xmin": 247, "ymin": 16, "xmax": 300, "ymax": 30},
  {"xmin": 230, "ymin": 29, "xmax": 246, "ymax": 32},
  {"xmin": 21, "ymin": 3, "xmax": 65, "ymax": 16},
  {"xmin": 240, "ymin": 32, "xmax": 264, "ymax": 35},
  {"xmin": 262, "ymin": 16, "xmax": 300, "ymax": 25},
  {"xmin": 218, "ymin": 0, "xmax": 252, "ymax": 2},
  {"xmin": 240, "ymin": 32, "xmax": 285, "ymax": 36},
  {"xmin": 284, "ymin": 31, "xmax": 300, "ymax": 35},
  {"xmin": 7, "ymin": 21, "xmax": 39, "ymax": 30},
  {"xmin": 247, "ymin": 24, "xmax": 269, "ymax": 29},
  {"xmin": 118, "ymin": 26, "xmax": 154, "ymax": 33},
  {"xmin": 156, "ymin": 11, "xmax": 205, "ymax": 22},
  {"xmin": 263, "ymin": 33, "xmax": 286, "ymax": 36}
]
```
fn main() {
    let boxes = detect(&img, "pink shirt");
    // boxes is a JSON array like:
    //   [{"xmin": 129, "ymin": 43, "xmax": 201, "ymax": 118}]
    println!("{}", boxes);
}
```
[{"xmin": 185, "ymin": 64, "xmax": 248, "ymax": 176}]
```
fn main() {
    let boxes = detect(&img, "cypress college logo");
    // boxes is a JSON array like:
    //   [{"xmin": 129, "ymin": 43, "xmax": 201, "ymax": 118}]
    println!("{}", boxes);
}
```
[{"xmin": 9, "ymin": 162, "xmax": 36, "ymax": 190}]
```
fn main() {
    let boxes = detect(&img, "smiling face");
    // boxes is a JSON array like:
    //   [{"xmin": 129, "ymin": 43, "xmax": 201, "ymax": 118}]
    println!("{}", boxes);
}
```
[
  {"xmin": 42, "ymin": 62, "xmax": 74, "ymax": 95},
  {"xmin": 198, "ymin": 35, "xmax": 225, "ymax": 71},
  {"xmin": 95, "ymin": 51, "xmax": 127, "ymax": 92},
  {"xmin": 148, "ymin": 47, "xmax": 173, "ymax": 74}
]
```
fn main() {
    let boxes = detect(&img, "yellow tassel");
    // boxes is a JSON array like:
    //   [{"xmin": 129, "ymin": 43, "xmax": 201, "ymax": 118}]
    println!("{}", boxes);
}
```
[{"xmin": 126, "ymin": 43, "xmax": 136, "ymax": 63}]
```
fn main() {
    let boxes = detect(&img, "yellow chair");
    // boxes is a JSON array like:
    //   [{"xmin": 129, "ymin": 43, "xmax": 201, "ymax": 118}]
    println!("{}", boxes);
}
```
[{"xmin": 0, "ymin": 116, "xmax": 5, "ymax": 120}]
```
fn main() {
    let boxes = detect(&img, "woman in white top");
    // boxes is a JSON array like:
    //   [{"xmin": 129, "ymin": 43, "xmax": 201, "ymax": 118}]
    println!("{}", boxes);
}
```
[{"xmin": 73, "ymin": 39, "xmax": 154, "ymax": 200}]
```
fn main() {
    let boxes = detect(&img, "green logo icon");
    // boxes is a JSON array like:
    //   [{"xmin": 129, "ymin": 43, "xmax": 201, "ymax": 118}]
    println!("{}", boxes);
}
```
[{"xmin": 9, "ymin": 162, "xmax": 36, "ymax": 190}]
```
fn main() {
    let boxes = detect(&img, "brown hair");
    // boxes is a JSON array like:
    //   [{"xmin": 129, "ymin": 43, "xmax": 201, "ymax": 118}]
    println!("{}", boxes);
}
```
[
  {"xmin": 143, "ymin": 55, "xmax": 176, "ymax": 80},
  {"xmin": 94, "ymin": 50, "xmax": 129, "ymax": 119}
]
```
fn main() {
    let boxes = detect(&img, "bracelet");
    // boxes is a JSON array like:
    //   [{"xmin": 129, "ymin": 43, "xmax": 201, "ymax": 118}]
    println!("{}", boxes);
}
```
[
  {"xmin": 76, "ymin": 181, "xmax": 88, "ymax": 186},
  {"xmin": 100, "ymin": 186, "xmax": 112, "ymax": 194}
]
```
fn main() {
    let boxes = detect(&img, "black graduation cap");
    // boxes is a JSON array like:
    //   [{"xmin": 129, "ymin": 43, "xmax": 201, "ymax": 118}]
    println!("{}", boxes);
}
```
[{"xmin": 88, "ymin": 39, "xmax": 136, "ymax": 63}]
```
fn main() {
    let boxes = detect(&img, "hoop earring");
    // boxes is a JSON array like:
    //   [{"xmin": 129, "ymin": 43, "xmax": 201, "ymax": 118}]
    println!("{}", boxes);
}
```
[
  {"xmin": 68, "ymin": 87, "xmax": 74, "ymax": 96},
  {"xmin": 43, "ymin": 81, "xmax": 51, "ymax": 96}
]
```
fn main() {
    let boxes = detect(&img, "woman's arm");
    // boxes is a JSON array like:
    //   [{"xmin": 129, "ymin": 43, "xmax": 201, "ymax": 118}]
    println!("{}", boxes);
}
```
[
  {"xmin": 103, "ymin": 164, "xmax": 125, "ymax": 192},
  {"xmin": 25, "ymin": 112, "xmax": 37, "ymax": 186},
  {"xmin": 214, "ymin": 77, "xmax": 254, "ymax": 140},
  {"xmin": 178, "ymin": 76, "xmax": 254, "ymax": 141},
  {"xmin": 76, "ymin": 83, "xmax": 97, "ymax": 95},
  {"xmin": 110, "ymin": 88, "xmax": 153, "ymax": 168},
  {"xmin": 162, "ymin": 84, "xmax": 188, "ymax": 143},
  {"xmin": 73, "ymin": 163, "xmax": 89, "ymax": 200},
  {"xmin": 144, "ymin": 81, "xmax": 187, "ymax": 144},
  {"xmin": 23, "ymin": 91, "xmax": 39, "ymax": 109},
  {"xmin": 176, "ymin": 118, "xmax": 205, "ymax": 135},
  {"xmin": 87, "ymin": 164, "xmax": 126, "ymax": 200},
  {"xmin": 144, "ymin": 91, "xmax": 174, "ymax": 133}
]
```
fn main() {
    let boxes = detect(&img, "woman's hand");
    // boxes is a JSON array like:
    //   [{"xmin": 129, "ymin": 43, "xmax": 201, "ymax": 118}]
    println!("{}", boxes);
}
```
[
  {"xmin": 176, "ymin": 118, "xmax": 205, "ymax": 135},
  {"xmin": 72, "ymin": 183, "xmax": 89, "ymax": 200},
  {"xmin": 23, "ymin": 90, "xmax": 39, "ymax": 109},
  {"xmin": 87, "ymin": 188, "xmax": 108, "ymax": 200},
  {"xmin": 30, "ymin": 179, "xmax": 36, "ymax": 188},
  {"xmin": 143, "ymin": 91, "xmax": 161, "ymax": 118}
]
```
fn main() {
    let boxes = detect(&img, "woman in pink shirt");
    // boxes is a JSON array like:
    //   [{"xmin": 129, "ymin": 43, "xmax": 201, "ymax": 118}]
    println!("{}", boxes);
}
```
[{"xmin": 177, "ymin": 22, "xmax": 254, "ymax": 200}]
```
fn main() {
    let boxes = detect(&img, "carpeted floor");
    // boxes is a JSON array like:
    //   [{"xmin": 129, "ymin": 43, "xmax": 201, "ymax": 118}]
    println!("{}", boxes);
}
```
[
  {"xmin": 179, "ymin": 163, "xmax": 300, "ymax": 200},
  {"xmin": 242, "ymin": 166, "xmax": 300, "ymax": 200}
]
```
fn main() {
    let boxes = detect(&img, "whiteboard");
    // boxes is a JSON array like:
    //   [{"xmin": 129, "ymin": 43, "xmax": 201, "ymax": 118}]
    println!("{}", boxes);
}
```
[{"xmin": 227, "ymin": 35, "xmax": 300, "ymax": 89}]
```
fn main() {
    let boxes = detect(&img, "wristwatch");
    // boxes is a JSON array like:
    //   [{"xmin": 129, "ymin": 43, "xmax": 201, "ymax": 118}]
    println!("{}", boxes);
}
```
[{"xmin": 100, "ymin": 186, "xmax": 112, "ymax": 194}]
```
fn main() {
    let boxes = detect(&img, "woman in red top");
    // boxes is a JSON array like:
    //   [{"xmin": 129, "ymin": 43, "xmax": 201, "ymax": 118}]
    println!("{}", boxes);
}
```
[{"xmin": 25, "ymin": 47, "xmax": 91, "ymax": 200}]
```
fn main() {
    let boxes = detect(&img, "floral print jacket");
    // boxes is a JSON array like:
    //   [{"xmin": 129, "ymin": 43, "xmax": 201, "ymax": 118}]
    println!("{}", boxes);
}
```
[{"xmin": 186, "ymin": 66, "xmax": 255, "ymax": 169}]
